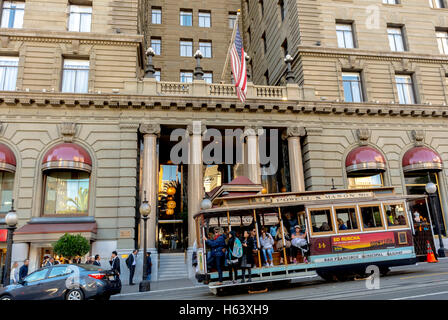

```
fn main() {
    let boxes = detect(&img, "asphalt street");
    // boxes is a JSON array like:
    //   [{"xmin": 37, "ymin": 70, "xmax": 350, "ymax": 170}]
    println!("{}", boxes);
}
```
[{"xmin": 112, "ymin": 259, "xmax": 448, "ymax": 300}]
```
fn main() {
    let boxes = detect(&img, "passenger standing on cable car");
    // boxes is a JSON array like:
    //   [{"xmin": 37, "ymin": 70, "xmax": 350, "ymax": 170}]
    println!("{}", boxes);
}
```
[
  {"xmin": 226, "ymin": 230, "xmax": 240, "ymax": 284},
  {"xmin": 240, "ymin": 230, "xmax": 255, "ymax": 283},
  {"xmin": 203, "ymin": 227, "xmax": 227, "ymax": 285}
]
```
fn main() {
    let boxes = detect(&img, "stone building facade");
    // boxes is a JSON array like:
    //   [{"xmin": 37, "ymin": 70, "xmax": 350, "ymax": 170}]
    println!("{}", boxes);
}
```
[{"xmin": 0, "ymin": 0, "xmax": 448, "ymax": 285}]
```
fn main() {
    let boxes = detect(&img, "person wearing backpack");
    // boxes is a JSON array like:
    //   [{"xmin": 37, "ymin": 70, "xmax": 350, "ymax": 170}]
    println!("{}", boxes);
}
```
[{"xmin": 226, "ymin": 230, "xmax": 242, "ymax": 283}]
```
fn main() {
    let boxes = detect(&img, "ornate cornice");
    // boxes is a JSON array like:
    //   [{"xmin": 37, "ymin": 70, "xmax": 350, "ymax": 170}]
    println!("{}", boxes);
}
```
[
  {"xmin": 0, "ymin": 92, "xmax": 447, "ymax": 119},
  {"xmin": 298, "ymin": 45, "xmax": 448, "ymax": 64}
]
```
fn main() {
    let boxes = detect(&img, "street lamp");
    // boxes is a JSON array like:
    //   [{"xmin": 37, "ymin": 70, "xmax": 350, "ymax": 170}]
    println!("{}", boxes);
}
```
[
  {"xmin": 139, "ymin": 191, "xmax": 151, "ymax": 292},
  {"xmin": 144, "ymin": 47, "xmax": 156, "ymax": 78},
  {"xmin": 284, "ymin": 54, "xmax": 295, "ymax": 84},
  {"xmin": 3, "ymin": 199, "xmax": 18, "ymax": 286},
  {"xmin": 194, "ymin": 50, "xmax": 204, "ymax": 80},
  {"xmin": 425, "ymin": 182, "xmax": 446, "ymax": 258}
]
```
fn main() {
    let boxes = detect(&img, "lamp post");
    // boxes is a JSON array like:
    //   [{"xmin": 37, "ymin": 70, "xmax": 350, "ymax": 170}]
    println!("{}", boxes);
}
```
[
  {"xmin": 194, "ymin": 50, "xmax": 204, "ymax": 80},
  {"xmin": 144, "ymin": 47, "xmax": 156, "ymax": 78},
  {"xmin": 284, "ymin": 54, "xmax": 295, "ymax": 84},
  {"xmin": 139, "ymin": 191, "xmax": 151, "ymax": 292},
  {"xmin": 425, "ymin": 182, "xmax": 446, "ymax": 258},
  {"xmin": 3, "ymin": 199, "xmax": 18, "ymax": 286}
]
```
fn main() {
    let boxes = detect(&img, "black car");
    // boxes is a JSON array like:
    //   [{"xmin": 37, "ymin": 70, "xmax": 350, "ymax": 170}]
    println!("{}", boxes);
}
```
[{"xmin": 0, "ymin": 264, "xmax": 121, "ymax": 300}]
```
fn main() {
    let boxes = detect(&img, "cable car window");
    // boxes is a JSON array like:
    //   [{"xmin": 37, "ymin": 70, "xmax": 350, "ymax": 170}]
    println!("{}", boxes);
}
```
[
  {"xmin": 335, "ymin": 207, "xmax": 359, "ymax": 231},
  {"xmin": 309, "ymin": 208, "xmax": 334, "ymax": 234},
  {"xmin": 383, "ymin": 203, "xmax": 408, "ymax": 227},
  {"xmin": 360, "ymin": 205, "xmax": 384, "ymax": 229}
]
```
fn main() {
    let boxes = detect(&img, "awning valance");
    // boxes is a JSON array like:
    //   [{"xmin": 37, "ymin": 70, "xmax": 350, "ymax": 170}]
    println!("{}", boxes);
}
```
[
  {"xmin": 0, "ymin": 143, "xmax": 16, "ymax": 173},
  {"xmin": 346, "ymin": 146, "xmax": 386, "ymax": 174},
  {"xmin": 42, "ymin": 143, "xmax": 92, "ymax": 172},
  {"xmin": 403, "ymin": 147, "xmax": 443, "ymax": 172},
  {"xmin": 14, "ymin": 222, "xmax": 97, "ymax": 243}
]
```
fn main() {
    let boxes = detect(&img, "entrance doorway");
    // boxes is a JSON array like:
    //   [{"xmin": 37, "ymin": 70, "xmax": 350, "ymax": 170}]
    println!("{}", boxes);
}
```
[
  {"xmin": 405, "ymin": 172, "xmax": 446, "ymax": 236},
  {"xmin": 0, "ymin": 248, "xmax": 6, "ymax": 284},
  {"xmin": 157, "ymin": 221, "xmax": 185, "ymax": 253}
]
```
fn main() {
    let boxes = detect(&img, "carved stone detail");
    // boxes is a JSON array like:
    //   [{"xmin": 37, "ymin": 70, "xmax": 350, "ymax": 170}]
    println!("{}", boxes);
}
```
[
  {"xmin": 139, "ymin": 123, "xmax": 161, "ymax": 136},
  {"xmin": 186, "ymin": 122, "xmax": 207, "ymax": 135},
  {"xmin": 285, "ymin": 126, "xmax": 306, "ymax": 138},
  {"xmin": 59, "ymin": 122, "xmax": 77, "ymax": 142},
  {"xmin": 356, "ymin": 128, "xmax": 370, "ymax": 146},
  {"xmin": 412, "ymin": 130, "xmax": 425, "ymax": 146}
]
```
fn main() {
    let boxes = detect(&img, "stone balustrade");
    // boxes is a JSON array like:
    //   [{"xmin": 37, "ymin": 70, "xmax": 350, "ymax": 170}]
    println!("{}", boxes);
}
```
[{"xmin": 124, "ymin": 78, "xmax": 315, "ymax": 102}]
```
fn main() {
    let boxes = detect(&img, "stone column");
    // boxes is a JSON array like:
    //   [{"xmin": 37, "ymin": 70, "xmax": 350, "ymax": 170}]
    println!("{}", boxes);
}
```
[
  {"xmin": 285, "ymin": 126, "xmax": 306, "ymax": 192},
  {"xmin": 139, "ymin": 123, "xmax": 161, "ymax": 250},
  {"xmin": 187, "ymin": 122, "xmax": 206, "ymax": 248},
  {"xmin": 244, "ymin": 126, "xmax": 262, "ymax": 184}
]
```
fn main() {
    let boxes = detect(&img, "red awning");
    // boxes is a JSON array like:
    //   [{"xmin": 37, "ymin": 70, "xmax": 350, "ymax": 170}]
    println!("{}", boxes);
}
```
[
  {"xmin": 15, "ymin": 223, "xmax": 97, "ymax": 235},
  {"xmin": 0, "ymin": 143, "xmax": 16, "ymax": 173},
  {"xmin": 42, "ymin": 143, "xmax": 92, "ymax": 172},
  {"xmin": 0, "ymin": 229, "xmax": 7, "ymax": 242},
  {"xmin": 403, "ymin": 147, "xmax": 443, "ymax": 172},
  {"xmin": 346, "ymin": 146, "xmax": 386, "ymax": 174}
]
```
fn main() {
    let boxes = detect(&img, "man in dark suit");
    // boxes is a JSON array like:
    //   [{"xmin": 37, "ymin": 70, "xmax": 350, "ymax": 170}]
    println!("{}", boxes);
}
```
[
  {"xmin": 126, "ymin": 249, "xmax": 138, "ymax": 285},
  {"xmin": 19, "ymin": 259, "xmax": 29, "ymax": 282},
  {"xmin": 93, "ymin": 254, "xmax": 101, "ymax": 266},
  {"xmin": 109, "ymin": 251, "xmax": 120, "ymax": 279}
]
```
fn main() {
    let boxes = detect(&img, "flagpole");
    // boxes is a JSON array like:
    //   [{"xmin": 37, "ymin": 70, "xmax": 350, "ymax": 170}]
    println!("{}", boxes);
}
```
[{"xmin": 220, "ymin": 10, "xmax": 240, "ymax": 83}]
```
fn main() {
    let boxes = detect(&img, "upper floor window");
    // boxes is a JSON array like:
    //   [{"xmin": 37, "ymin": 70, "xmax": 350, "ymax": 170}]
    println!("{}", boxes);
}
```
[
  {"xmin": 336, "ymin": 23, "xmax": 355, "ymax": 48},
  {"xmin": 429, "ymin": 0, "xmax": 445, "ymax": 8},
  {"xmin": 203, "ymin": 72, "xmax": 213, "ymax": 84},
  {"xmin": 388, "ymin": 26, "xmax": 405, "ymax": 51},
  {"xmin": 180, "ymin": 40, "xmax": 193, "ymax": 57},
  {"xmin": 262, "ymin": 32, "xmax": 267, "ymax": 54},
  {"xmin": 0, "ymin": 56, "xmax": 18, "ymax": 91},
  {"xmin": 61, "ymin": 59, "xmax": 89, "ymax": 93},
  {"xmin": 68, "ymin": 5, "xmax": 92, "ymax": 32},
  {"xmin": 383, "ymin": 0, "xmax": 398, "ymax": 4},
  {"xmin": 151, "ymin": 38, "xmax": 161, "ymax": 55},
  {"xmin": 198, "ymin": 11, "xmax": 210, "ymax": 28},
  {"xmin": 154, "ymin": 69, "xmax": 161, "ymax": 81},
  {"xmin": 342, "ymin": 72, "xmax": 363, "ymax": 102},
  {"xmin": 180, "ymin": 71, "xmax": 193, "ymax": 83},
  {"xmin": 229, "ymin": 12, "xmax": 237, "ymax": 29},
  {"xmin": 180, "ymin": 10, "xmax": 192, "ymax": 26},
  {"xmin": 279, "ymin": 0, "xmax": 285, "ymax": 21},
  {"xmin": 1, "ymin": 1, "xmax": 24, "ymax": 29},
  {"xmin": 395, "ymin": 74, "xmax": 416, "ymax": 104},
  {"xmin": 152, "ymin": 7, "xmax": 162, "ymax": 24},
  {"xmin": 436, "ymin": 31, "xmax": 448, "ymax": 54},
  {"xmin": 199, "ymin": 41, "xmax": 212, "ymax": 58}
]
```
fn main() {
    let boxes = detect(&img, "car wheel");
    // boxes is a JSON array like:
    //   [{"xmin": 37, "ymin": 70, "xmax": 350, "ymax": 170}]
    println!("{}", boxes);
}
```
[
  {"xmin": 66, "ymin": 289, "xmax": 84, "ymax": 301},
  {"xmin": 0, "ymin": 295, "xmax": 13, "ymax": 301}
]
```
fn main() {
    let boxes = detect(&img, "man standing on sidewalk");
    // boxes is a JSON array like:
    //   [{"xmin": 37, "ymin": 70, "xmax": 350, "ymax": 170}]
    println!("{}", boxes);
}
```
[
  {"xmin": 126, "ymin": 249, "xmax": 138, "ymax": 285},
  {"xmin": 145, "ymin": 252, "xmax": 152, "ymax": 281},
  {"xmin": 109, "ymin": 251, "xmax": 121, "ymax": 279}
]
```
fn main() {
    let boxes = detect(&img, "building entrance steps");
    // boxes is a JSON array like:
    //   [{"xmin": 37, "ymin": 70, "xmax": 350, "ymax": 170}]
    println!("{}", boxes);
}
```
[{"xmin": 158, "ymin": 252, "xmax": 189, "ymax": 280}]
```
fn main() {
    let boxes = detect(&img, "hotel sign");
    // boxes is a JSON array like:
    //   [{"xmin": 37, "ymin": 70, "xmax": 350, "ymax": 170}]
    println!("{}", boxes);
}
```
[{"xmin": 271, "ymin": 192, "xmax": 374, "ymax": 204}]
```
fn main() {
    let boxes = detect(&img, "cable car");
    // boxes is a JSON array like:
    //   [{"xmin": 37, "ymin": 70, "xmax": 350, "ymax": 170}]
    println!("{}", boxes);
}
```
[{"xmin": 194, "ymin": 187, "xmax": 428, "ymax": 295}]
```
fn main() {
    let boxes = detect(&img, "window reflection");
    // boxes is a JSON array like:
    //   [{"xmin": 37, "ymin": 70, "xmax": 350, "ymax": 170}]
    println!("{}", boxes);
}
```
[
  {"xmin": 335, "ymin": 207, "xmax": 358, "ymax": 231},
  {"xmin": 360, "ymin": 206, "xmax": 383, "ymax": 229},
  {"xmin": 384, "ymin": 203, "xmax": 407, "ymax": 226},
  {"xmin": 43, "ymin": 170, "xmax": 89, "ymax": 215},
  {"xmin": 310, "ymin": 209, "xmax": 333, "ymax": 233},
  {"xmin": 348, "ymin": 173, "xmax": 383, "ymax": 189},
  {"xmin": 0, "ymin": 171, "xmax": 13, "ymax": 212}
]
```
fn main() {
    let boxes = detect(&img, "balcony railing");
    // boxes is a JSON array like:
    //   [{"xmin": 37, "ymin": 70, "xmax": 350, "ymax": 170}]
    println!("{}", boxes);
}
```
[{"xmin": 123, "ymin": 78, "xmax": 315, "ymax": 101}]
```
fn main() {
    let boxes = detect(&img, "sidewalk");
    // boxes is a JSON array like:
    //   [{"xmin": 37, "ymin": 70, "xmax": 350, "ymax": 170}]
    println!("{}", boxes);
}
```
[{"xmin": 119, "ymin": 278, "xmax": 198, "ymax": 295}]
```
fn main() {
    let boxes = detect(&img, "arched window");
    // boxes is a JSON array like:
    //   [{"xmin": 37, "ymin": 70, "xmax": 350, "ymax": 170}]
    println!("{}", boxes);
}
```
[
  {"xmin": 0, "ymin": 143, "xmax": 16, "ymax": 212},
  {"xmin": 345, "ymin": 146, "xmax": 386, "ymax": 189},
  {"xmin": 41, "ymin": 143, "xmax": 92, "ymax": 216}
]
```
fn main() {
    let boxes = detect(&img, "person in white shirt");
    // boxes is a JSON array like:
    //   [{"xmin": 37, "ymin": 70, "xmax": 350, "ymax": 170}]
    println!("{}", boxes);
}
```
[
  {"xmin": 10, "ymin": 262, "xmax": 19, "ymax": 285},
  {"xmin": 126, "ymin": 249, "xmax": 138, "ymax": 285}
]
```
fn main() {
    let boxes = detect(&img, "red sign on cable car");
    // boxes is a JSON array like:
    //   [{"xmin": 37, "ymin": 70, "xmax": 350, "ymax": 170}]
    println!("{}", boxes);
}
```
[{"xmin": 0, "ymin": 229, "xmax": 7, "ymax": 242}]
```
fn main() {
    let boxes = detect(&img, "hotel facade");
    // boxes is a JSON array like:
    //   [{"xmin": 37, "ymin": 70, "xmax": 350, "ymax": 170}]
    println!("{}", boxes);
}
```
[{"xmin": 0, "ymin": 0, "xmax": 448, "ymax": 283}]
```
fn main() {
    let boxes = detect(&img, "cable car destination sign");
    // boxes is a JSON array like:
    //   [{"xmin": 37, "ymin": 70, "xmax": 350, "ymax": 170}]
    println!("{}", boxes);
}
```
[{"xmin": 271, "ymin": 192, "xmax": 374, "ymax": 204}]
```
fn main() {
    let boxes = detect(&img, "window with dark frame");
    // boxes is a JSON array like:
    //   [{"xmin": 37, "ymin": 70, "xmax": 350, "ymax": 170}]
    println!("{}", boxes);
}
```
[
  {"xmin": 360, "ymin": 206, "xmax": 383, "ymax": 229},
  {"xmin": 310, "ymin": 209, "xmax": 334, "ymax": 233}
]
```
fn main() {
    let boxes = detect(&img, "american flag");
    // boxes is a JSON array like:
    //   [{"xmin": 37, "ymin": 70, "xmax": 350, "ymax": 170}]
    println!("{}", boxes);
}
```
[{"xmin": 230, "ymin": 27, "xmax": 247, "ymax": 102}]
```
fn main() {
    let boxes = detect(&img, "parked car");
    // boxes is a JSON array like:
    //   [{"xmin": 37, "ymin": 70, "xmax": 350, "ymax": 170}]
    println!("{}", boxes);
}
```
[{"xmin": 0, "ymin": 264, "xmax": 121, "ymax": 300}]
